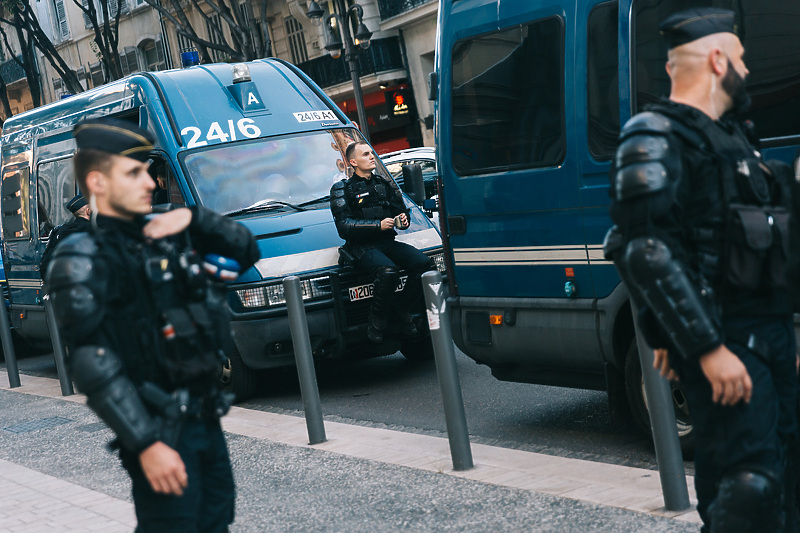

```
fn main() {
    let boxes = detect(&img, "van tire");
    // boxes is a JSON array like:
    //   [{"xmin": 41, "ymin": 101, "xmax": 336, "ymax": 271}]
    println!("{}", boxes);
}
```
[
  {"xmin": 624, "ymin": 340, "xmax": 695, "ymax": 457},
  {"xmin": 401, "ymin": 335, "xmax": 435, "ymax": 361},
  {"xmin": 220, "ymin": 348, "xmax": 259, "ymax": 401}
]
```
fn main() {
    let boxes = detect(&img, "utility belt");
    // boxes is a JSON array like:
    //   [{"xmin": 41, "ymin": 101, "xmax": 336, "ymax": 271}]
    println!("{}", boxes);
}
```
[{"xmin": 139, "ymin": 381, "xmax": 234, "ymax": 449}]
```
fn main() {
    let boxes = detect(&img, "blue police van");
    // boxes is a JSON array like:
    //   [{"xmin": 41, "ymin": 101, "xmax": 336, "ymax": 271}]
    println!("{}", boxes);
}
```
[
  {"xmin": 433, "ymin": 0, "xmax": 800, "ymax": 448},
  {"xmin": 0, "ymin": 59, "xmax": 444, "ymax": 398}
]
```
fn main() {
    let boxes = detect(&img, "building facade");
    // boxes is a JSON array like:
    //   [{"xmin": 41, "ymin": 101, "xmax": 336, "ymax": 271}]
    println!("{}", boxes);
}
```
[{"xmin": 0, "ymin": 0, "xmax": 438, "ymax": 151}]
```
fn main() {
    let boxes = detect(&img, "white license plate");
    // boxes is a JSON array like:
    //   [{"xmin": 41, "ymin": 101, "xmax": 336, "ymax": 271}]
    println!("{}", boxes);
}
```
[{"xmin": 348, "ymin": 276, "xmax": 408, "ymax": 301}]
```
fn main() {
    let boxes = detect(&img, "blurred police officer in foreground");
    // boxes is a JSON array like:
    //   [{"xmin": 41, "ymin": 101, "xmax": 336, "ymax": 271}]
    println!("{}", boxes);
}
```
[
  {"xmin": 330, "ymin": 141, "xmax": 434, "ymax": 343},
  {"xmin": 40, "ymin": 194, "xmax": 91, "ymax": 275},
  {"xmin": 603, "ymin": 8, "xmax": 798, "ymax": 532},
  {"xmin": 46, "ymin": 118, "xmax": 259, "ymax": 532}
]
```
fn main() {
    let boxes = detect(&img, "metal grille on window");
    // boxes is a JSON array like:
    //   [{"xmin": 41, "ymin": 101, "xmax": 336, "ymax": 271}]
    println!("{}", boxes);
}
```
[
  {"xmin": 52, "ymin": 77, "xmax": 63, "ymax": 98},
  {"xmin": 76, "ymin": 66, "xmax": 88, "ymax": 90},
  {"xmin": 89, "ymin": 61, "xmax": 105, "ymax": 87},
  {"xmin": 205, "ymin": 14, "xmax": 226, "ymax": 62},
  {"xmin": 284, "ymin": 16, "xmax": 307, "ymax": 64}
]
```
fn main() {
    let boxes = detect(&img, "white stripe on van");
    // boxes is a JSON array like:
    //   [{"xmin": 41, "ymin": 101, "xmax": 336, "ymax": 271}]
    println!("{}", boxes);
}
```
[
  {"xmin": 253, "ymin": 228, "xmax": 442, "ymax": 279},
  {"xmin": 453, "ymin": 244, "xmax": 614, "ymax": 267}
]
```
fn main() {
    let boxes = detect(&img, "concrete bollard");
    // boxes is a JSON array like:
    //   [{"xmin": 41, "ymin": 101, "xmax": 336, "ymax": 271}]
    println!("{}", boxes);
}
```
[
  {"xmin": 631, "ymin": 302, "xmax": 690, "ymax": 511},
  {"xmin": 0, "ymin": 291, "xmax": 19, "ymax": 388},
  {"xmin": 421, "ymin": 270, "xmax": 473, "ymax": 471},
  {"xmin": 283, "ymin": 276, "xmax": 326, "ymax": 445}
]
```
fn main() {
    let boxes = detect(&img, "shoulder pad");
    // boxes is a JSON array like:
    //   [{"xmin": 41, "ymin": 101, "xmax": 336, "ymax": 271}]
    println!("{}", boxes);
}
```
[
  {"xmin": 52, "ymin": 231, "xmax": 98, "ymax": 258},
  {"xmin": 330, "ymin": 180, "xmax": 346, "ymax": 198},
  {"xmin": 330, "ymin": 179, "xmax": 348, "ymax": 212},
  {"xmin": 620, "ymin": 112, "xmax": 672, "ymax": 140}
]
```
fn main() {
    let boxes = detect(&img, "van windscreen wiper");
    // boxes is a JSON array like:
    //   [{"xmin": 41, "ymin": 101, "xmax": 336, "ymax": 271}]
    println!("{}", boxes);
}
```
[
  {"xmin": 225, "ymin": 200, "xmax": 307, "ymax": 217},
  {"xmin": 298, "ymin": 195, "xmax": 330, "ymax": 208}
]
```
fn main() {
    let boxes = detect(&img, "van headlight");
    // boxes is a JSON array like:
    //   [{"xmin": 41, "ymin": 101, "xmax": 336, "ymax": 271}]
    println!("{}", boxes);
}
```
[{"xmin": 235, "ymin": 275, "xmax": 331, "ymax": 310}]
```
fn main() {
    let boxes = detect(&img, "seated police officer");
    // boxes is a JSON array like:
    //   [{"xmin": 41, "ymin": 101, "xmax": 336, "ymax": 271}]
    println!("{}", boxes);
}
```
[
  {"xmin": 330, "ymin": 141, "xmax": 434, "ymax": 343},
  {"xmin": 40, "ymin": 194, "xmax": 91, "ymax": 276},
  {"xmin": 604, "ymin": 8, "xmax": 798, "ymax": 531},
  {"xmin": 47, "ymin": 118, "xmax": 259, "ymax": 532}
]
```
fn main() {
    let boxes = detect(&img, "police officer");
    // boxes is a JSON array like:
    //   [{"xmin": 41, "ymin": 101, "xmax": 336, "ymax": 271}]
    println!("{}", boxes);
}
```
[
  {"xmin": 330, "ymin": 142, "xmax": 434, "ymax": 343},
  {"xmin": 47, "ymin": 118, "xmax": 259, "ymax": 532},
  {"xmin": 604, "ymin": 8, "xmax": 798, "ymax": 531},
  {"xmin": 40, "ymin": 194, "xmax": 91, "ymax": 275}
]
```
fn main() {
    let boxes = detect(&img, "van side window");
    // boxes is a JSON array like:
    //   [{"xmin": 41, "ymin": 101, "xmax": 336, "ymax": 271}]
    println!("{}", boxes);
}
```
[
  {"xmin": 1, "ymin": 168, "xmax": 30, "ymax": 240},
  {"xmin": 150, "ymin": 158, "xmax": 185, "ymax": 207},
  {"xmin": 587, "ymin": 1, "xmax": 620, "ymax": 159},
  {"xmin": 37, "ymin": 157, "xmax": 75, "ymax": 239},
  {"xmin": 450, "ymin": 16, "xmax": 565, "ymax": 175},
  {"xmin": 633, "ymin": 0, "xmax": 800, "ymax": 142}
]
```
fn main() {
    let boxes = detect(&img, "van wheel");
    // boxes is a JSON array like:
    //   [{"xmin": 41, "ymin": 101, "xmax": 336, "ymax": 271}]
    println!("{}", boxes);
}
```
[
  {"xmin": 220, "ymin": 348, "xmax": 259, "ymax": 401},
  {"xmin": 401, "ymin": 335, "xmax": 435, "ymax": 361},
  {"xmin": 624, "ymin": 340, "xmax": 694, "ymax": 457}
]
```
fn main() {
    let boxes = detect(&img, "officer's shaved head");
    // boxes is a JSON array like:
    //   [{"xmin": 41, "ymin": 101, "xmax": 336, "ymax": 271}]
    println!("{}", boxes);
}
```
[{"xmin": 345, "ymin": 142, "xmax": 368, "ymax": 165}]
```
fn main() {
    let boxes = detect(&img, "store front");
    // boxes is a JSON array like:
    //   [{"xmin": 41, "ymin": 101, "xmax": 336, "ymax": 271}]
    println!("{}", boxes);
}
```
[{"xmin": 335, "ymin": 84, "xmax": 423, "ymax": 154}]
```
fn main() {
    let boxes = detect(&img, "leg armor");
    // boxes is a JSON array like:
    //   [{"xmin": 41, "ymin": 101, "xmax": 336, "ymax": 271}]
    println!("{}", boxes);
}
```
[
  {"xmin": 623, "ymin": 236, "xmax": 721, "ymax": 360},
  {"xmin": 709, "ymin": 469, "xmax": 782, "ymax": 532},
  {"xmin": 70, "ymin": 345, "xmax": 159, "ymax": 454},
  {"xmin": 367, "ymin": 266, "xmax": 399, "ymax": 343}
]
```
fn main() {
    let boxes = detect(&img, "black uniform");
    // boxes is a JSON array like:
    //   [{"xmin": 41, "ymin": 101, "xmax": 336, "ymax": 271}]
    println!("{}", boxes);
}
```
[
  {"xmin": 40, "ymin": 216, "xmax": 92, "ymax": 275},
  {"xmin": 330, "ymin": 171, "xmax": 434, "ymax": 341},
  {"xmin": 47, "ymin": 206, "xmax": 258, "ymax": 532},
  {"xmin": 604, "ymin": 99, "xmax": 798, "ymax": 530}
]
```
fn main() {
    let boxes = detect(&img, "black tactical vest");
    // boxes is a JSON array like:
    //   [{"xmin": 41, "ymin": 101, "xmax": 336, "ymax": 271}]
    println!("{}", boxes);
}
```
[
  {"xmin": 345, "ymin": 174, "xmax": 394, "ymax": 221},
  {"xmin": 653, "ymin": 104, "xmax": 792, "ymax": 300}
]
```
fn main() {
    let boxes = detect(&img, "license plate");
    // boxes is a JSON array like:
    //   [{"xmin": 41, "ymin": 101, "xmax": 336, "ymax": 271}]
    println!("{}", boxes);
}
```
[{"xmin": 348, "ymin": 276, "xmax": 408, "ymax": 301}]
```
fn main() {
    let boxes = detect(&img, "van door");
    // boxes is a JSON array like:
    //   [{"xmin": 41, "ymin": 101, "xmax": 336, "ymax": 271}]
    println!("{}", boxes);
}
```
[{"xmin": 444, "ymin": 1, "xmax": 585, "ymax": 299}]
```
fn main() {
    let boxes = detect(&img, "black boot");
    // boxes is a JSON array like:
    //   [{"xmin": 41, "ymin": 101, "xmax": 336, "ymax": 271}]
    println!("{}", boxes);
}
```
[
  {"xmin": 367, "ymin": 266, "xmax": 398, "ymax": 343},
  {"xmin": 397, "ymin": 310, "xmax": 418, "ymax": 336}
]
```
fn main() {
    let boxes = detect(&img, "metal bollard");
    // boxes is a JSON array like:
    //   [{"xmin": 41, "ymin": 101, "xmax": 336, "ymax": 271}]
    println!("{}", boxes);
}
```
[
  {"xmin": 0, "ymin": 292, "xmax": 20, "ymax": 388},
  {"xmin": 421, "ymin": 270, "xmax": 474, "ymax": 471},
  {"xmin": 283, "ymin": 276, "xmax": 326, "ymax": 445},
  {"xmin": 44, "ymin": 294, "xmax": 73, "ymax": 396},
  {"xmin": 631, "ymin": 302, "xmax": 690, "ymax": 511}
]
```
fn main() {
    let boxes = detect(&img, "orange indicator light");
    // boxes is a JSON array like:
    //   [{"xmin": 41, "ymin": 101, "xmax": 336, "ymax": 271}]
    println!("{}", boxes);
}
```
[
  {"xmin": 489, "ymin": 315, "xmax": 503, "ymax": 325},
  {"xmin": 565, "ymin": 267, "xmax": 574, "ymax": 278}
]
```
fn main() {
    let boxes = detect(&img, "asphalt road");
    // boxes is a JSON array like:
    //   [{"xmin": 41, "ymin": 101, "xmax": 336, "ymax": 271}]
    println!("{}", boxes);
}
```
[{"xmin": 3, "ymin": 347, "xmax": 695, "ymax": 475}]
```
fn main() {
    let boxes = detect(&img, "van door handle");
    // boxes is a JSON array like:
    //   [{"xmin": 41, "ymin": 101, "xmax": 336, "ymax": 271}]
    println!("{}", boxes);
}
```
[{"xmin": 447, "ymin": 216, "xmax": 465, "ymax": 235}]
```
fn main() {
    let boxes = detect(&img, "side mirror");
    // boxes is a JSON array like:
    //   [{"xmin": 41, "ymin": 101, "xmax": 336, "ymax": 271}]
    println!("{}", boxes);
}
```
[{"xmin": 402, "ymin": 163, "xmax": 425, "ymax": 205}]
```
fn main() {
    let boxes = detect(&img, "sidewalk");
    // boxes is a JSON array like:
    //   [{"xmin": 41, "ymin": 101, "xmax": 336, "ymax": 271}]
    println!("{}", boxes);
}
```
[{"xmin": 0, "ymin": 369, "xmax": 701, "ymax": 532}]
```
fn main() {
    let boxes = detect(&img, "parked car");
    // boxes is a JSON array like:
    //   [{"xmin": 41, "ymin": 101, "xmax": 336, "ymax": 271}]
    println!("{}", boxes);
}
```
[{"xmin": 381, "ymin": 147, "xmax": 439, "ymax": 225}]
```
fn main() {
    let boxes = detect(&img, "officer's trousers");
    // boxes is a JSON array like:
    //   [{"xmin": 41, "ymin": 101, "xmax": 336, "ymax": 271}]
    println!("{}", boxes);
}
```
[
  {"xmin": 120, "ymin": 418, "xmax": 235, "ymax": 533},
  {"xmin": 354, "ymin": 239, "xmax": 435, "ymax": 311},
  {"xmin": 677, "ymin": 316, "xmax": 798, "ymax": 530}
]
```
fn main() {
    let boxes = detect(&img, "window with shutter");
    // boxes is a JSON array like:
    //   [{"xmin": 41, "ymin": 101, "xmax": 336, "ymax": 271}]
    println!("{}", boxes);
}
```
[
  {"xmin": 82, "ymin": 0, "xmax": 92, "ymax": 28},
  {"xmin": 76, "ymin": 67, "xmax": 88, "ymax": 90},
  {"xmin": 52, "ymin": 0, "xmax": 70, "ymax": 41},
  {"xmin": 284, "ymin": 16, "xmax": 307, "ymax": 64},
  {"xmin": 205, "ymin": 14, "xmax": 225, "ymax": 62},
  {"xmin": 52, "ymin": 77, "xmax": 63, "ymax": 97},
  {"xmin": 154, "ymin": 37, "xmax": 166, "ymax": 70}
]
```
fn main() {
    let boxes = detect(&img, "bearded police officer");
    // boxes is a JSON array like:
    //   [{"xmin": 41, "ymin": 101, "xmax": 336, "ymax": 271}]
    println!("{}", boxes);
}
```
[
  {"xmin": 47, "ymin": 118, "xmax": 259, "ymax": 532},
  {"xmin": 603, "ymin": 8, "xmax": 798, "ymax": 531},
  {"xmin": 330, "ymin": 142, "xmax": 434, "ymax": 343}
]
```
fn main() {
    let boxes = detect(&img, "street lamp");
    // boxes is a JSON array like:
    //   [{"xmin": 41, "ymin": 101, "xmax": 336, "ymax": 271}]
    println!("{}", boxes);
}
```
[{"xmin": 307, "ymin": 0, "xmax": 373, "ymax": 141}]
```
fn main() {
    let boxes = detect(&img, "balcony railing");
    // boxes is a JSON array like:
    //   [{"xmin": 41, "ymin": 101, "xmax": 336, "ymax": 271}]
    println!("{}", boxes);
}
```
[
  {"xmin": 297, "ymin": 37, "xmax": 405, "ymax": 89},
  {"xmin": 377, "ymin": 0, "xmax": 434, "ymax": 20},
  {"xmin": 0, "ymin": 56, "xmax": 26, "ymax": 85}
]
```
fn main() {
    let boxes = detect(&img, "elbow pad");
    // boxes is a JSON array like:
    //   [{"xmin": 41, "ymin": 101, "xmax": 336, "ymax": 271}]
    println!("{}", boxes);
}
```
[
  {"xmin": 623, "ymin": 237, "xmax": 721, "ymax": 359},
  {"xmin": 70, "ymin": 345, "xmax": 158, "ymax": 453}
]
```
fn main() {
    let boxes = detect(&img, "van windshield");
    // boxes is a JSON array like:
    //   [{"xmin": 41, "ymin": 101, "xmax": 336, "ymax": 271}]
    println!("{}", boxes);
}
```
[{"xmin": 182, "ymin": 128, "xmax": 380, "ymax": 215}]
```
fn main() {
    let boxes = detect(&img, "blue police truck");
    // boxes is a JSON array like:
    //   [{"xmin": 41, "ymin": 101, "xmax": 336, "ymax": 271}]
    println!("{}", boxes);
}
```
[
  {"xmin": 433, "ymin": 0, "xmax": 800, "ymax": 448},
  {"xmin": 0, "ymin": 59, "xmax": 444, "ymax": 399}
]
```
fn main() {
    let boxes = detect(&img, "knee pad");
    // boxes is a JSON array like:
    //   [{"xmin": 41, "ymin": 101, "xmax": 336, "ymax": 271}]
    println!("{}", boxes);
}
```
[
  {"xmin": 374, "ymin": 266, "xmax": 399, "ymax": 287},
  {"xmin": 710, "ymin": 469, "xmax": 782, "ymax": 533}
]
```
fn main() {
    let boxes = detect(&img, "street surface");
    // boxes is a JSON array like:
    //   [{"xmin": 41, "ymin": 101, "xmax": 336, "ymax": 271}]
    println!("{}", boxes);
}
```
[{"xmin": 6, "ymin": 345, "xmax": 694, "ymax": 475}]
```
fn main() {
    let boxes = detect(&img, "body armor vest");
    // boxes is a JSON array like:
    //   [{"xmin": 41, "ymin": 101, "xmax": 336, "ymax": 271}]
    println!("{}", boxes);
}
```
[
  {"xmin": 657, "ymin": 106, "xmax": 792, "ymax": 296},
  {"xmin": 345, "ymin": 175, "xmax": 393, "ymax": 221}
]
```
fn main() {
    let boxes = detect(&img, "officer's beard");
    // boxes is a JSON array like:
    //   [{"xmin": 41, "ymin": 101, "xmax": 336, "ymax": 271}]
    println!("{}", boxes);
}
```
[{"xmin": 721, "ymin": 58, "xmax": 751, "ymax": 116}]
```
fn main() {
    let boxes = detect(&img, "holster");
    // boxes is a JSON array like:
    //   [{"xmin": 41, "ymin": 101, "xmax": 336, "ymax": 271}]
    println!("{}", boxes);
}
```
[{"xmin": 139, "ymin": 382, "xmax": 189, "ymax": 449}]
